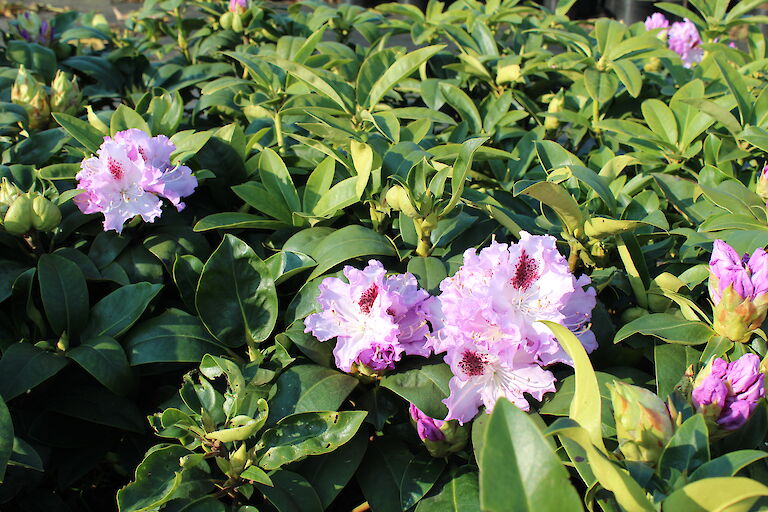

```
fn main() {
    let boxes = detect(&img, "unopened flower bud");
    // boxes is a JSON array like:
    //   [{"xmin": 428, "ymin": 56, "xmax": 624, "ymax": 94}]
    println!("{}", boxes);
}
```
[
  {"xmin": 757, "ymin": 164, "xmax": 768, "ymax": 204},
  {"xmin": 385, "ymin": 185, "xmax": 419, "ymax": 218},
  {"xmin": 409, "ymin": 404, "xmax": 468, "ymax": 457},
  {"xmin": 229, "ymin": 0, "xmax": 248, "ymax": 14},
  {"xmin": 0, "ymin": 178, "xmax": 22, "ymax": 216},
  {"xmin": 692, "ymin": 354, "xmax": 765, "ymax": 431},
  {"xmin": 50, "ymin": 70, "xmax": 82, "ymax": 116},
  {"xmin": 31, "ymin": 195, "xmax": 61, "ymax": 232},
  {"xmin": 3, "ymin": 194, "xmax": 34, "ymax": 235},
  {"xmin": 609, "ymin": 381, "xmax": 674, "ymax": 465},
  {"xmin": 709, "ymin": 240, "xmax": 768, "ymax": 343},
  {"xmin": 11, "ymin": 66, "xmax": 50, "ymax": 130},
  {"xmin": 644, "ymin": 57, "xmax": 663, "ymax": 73},
  {"xmin": 497, "ymin": 63, "xmax": 522, "ymax": 85},
  {"xmin": 544, "ymin": 95, "xmax": 565, "ymax": 131}
]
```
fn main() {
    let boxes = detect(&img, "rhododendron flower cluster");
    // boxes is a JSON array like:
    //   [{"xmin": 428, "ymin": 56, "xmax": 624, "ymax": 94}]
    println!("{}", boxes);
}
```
[
  {"xmin": 304, "ymin": 260, "xmax": 433, "ymax": 373},
  {"xmin": 645, "ymin": 14, "xmax": 703, "ymax": 67},
  {"xmin": 709, "ymin": 240, "xmax": 768, "ymax": 342},
  {"xmin": 74, "ymin": 129, "xmax": 197, "ymax": 233},
  {"xmin": 427, "ymin": 232, "xmax": 597, "ymax": 424},
  {"xmin": 692, "ymin": 353, "xmax": 765, "ymax": 431}
]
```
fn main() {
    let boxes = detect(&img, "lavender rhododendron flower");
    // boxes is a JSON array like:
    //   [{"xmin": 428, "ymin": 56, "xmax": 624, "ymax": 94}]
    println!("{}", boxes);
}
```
[
  {"xmin": 74, "ymin": 129, "xmax": 197, "ymax": 233},
  {"xmin": 692, "ymin": 353, "xmax": 765, "ymax": 430},
  {"xmin": 757, "ymin": 163, "xmax": 768, "ymax": 204},
  {"xmin": 304, "ymin": 260, "xmax": 433, "ymax": 373},
  {"xmin": 708, "ymin": 240, "xmax": 768, "ymax": 342},
  {"xmin": 428, "ymin": 232, "xmax": 597, "ymax": 424},
  {"xmin": 409, "ymin": 404, "xmax": 445, "ymax": 442},
  {"xmin": 229, "ymin": 0, "xmax": 248, "ymax": 13},
  {"xmin": 645, "ymin": 13, "xmax": 669, "ymax": 32},
  {"xmin": 668, "ymin": 19, "xmax": 703, "ymax": 67}
]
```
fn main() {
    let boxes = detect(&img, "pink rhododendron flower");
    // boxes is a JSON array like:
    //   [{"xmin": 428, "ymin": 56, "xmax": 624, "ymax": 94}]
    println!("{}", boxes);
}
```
[
  {"xmin": 692, "ymin": 353, "xmax": 765, "ymax": 430},
  {"xmin": 229, "ymin": 0, "xmax": 248, "ymax": 13},
  {"xmin": 668, "ymin": 19, "xmax": 703, "ymax": 67},
  {"xmin": 645, "ymin": 13, "xmax": 670, "ymax": 32},
  {"xmin": 74, "ymin": 129, "xmax": 197, "ymax": 233},
  {"xmin": 428, "ymin": 233, "xmax": 597, "ymax": 424},
  {"xmin": 304, "ymin": 260, "xmax": 433, "ymax": 373}
]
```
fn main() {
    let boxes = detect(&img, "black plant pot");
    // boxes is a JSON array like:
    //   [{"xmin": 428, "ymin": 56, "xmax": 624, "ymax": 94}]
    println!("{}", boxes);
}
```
[
  {"xmin": 603, "ymin": 0, "xmax": 678, "ymax": 24},
  {"xmin": 540, "ymin": 0, "xmax": 604, "ymax": 20}
]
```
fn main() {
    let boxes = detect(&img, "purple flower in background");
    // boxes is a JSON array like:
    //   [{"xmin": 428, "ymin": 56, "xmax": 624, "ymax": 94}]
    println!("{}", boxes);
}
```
[
  {"xmin": 692, "ymin": 353, "xmax": 765, "ymax": 431},
  {"xmin": 645, "ymin": 12, "xmax": 670, "ymax": 32},
  {"xmin": 668, "ymin": 19, "xmax": 704, "ymax": 67},
  {"xmin": 74, "ymin": 129, "xmax": 197, "ymax": 233},
  {"xmin": 409, "ymin": 404, "xmax": 445, "ymax": 441},
  {"xmin": 427, "ymin": 233, "xmax": 596, "ymax": 424},
  {"xmin": 15, "ymin": 12, "xmax": 53, "ymax": 46},
  {"xmin": 757, "ymin": 163, "xmax": 768, "ymax": 204},
  {"xmin": 229, "ymin": 0, "xmax": 248, "ymax": 13},
  {"xmin": 304, "ymin": 260, "xmax": 433, "ymax": 373}
]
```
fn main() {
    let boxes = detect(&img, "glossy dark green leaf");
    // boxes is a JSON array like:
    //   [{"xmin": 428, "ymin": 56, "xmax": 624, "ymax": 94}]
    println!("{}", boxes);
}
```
[
  {"xmin": 0, "ymin": 344, "xmax": 68, "ymax": 401},
  {"xmin": 37, "ymin": 254, "xmax": 89, "ymax": 336},
  {"xmin": 357, "ymin": 439, "xmax": 413, "ymax": 512},
  {"xmin": 614, "ymin": 314, "xmax": 714, "ymax": 345},
  {"xmin": 416, "ymin": 467, "xmax": 480, "ymax": 512},
  {"xmin": 82, "ymin": 283, "xmax": 163, "ymax": 340},
  {"xmin": 400, "ymin": 454, "xmax": 445, "ymax": 510},
  {"xmin": 68, "ymin": 336, "xmax": 132, "ymax": 395},
  {"xmin": 479, "ymin": 399, "xmax": 582, "ymax": 512},
  {"xmin": 381, "ymin": 361, "xmax": 452, "ymax": 420},
  {"xmin": 0, "ymin": 396, "xmax": 12, "ymax": 481},
  {"xmin": 306, "ymin": 226, "xmax": 396, "ymax": 281},
  {"xmin": 268, "ymin": 365, "xmax": 358, "ymax": 425},
  {"xmin": 256, "ymin": 470, "xmax": 323, "ymax": 512},
  {"xmin": 258, "ymin": 411, "xmax": 367, "ymax": 470},
  {"xmin": 51, "ymin": 112, "xmax": 104, "ymax": 154},
  {"xmin": 125, "ymin": 309, "xmax": 226, "ymax": 365},
  {"xmin": 689, "ymin": 450, "xmax": 768, "ymax": 482},
  {"xmin": 196, "ymin": 235, "xmax": 277, "ymax": 347},
  {"xmin": 658, "ymin": 414, "xmax": 710, "ymax": 484}
]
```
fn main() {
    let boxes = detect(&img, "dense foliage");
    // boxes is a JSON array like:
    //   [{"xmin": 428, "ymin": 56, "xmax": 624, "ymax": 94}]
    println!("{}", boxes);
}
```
[{"xmin": 1, "ymin": 0, "xmax": 768, "ymax": 510}]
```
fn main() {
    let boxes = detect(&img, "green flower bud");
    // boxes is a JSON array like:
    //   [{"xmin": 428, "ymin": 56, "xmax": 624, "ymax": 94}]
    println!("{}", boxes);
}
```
[
  {"xmin": 50, "ymin": 70, "xmax": 82, "ymax": 116},
  {"xmin": 31, "ymin": 195, "xmax": 61, "ymax": 232},
  {"xmin": 385, "ymin": 185, "xmax": 419, "ymax": 218},
  {"xmin": 497, "ymin": 63, "xmax": 522, "ymax": 85},
  {"xmin": 220, "ymin": 11, "xmax": 233, "ymax": 30},
  {"xmin": 544, "ymin": 94, "xmax": 565, "ymax": 131},
  {"xmin": 609, "ymin": 381, "xmax": 674, "ymax": 465},
  {"xmin": 0, "ymin": 178, "xmax": 22, "ymax": 216},
  {"xmin": 3, "ymin": 194, "xmax": 34, "ymax": 235},
  {"xmin": 713, "ymin": 286, "xmax": 766, "ymax": 343},
  {"xmin": 12, "ymin": 66, "xmax": 50, "ymax": 130},
  {"xmin": 423, "ymin": 420, "xmax": 469, "ymax": 458},
  {"xmin": 644, "ymin": 57, "xmax": 663, "ymax": 73}
]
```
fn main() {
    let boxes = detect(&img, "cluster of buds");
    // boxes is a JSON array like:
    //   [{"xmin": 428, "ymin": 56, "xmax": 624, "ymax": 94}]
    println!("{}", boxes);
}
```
[
  {"xmin": 609, "ymin": 381, "xmax": 674, "ymax": 465},
  {"xmin": 708, "ymin": 240, "xmax": 768, "ymax": 343},
  {"xmin": 10, "ymin": 12, "xmax": 54, "ymax": 46},
  {"xmin": 408, "ymin": 404, "xmax": 468, "ymax": 457},
  {"xmin": 692, "ymin": 353, "xmax": 765, "ymax": 432},
  {"xmin": 0, "ymin": 179, "xmax": 61, "ymax": 235},
  {"xmin": 11, "ymin": 67, "xmax": 81, "ymax": 130},
  {"xmin": 221, "ymin": 0, "xmax": 251, "ymax": 32},
  {"xmin": 385, "ymin": 184, "xmax": 437, "ymax": 257}
]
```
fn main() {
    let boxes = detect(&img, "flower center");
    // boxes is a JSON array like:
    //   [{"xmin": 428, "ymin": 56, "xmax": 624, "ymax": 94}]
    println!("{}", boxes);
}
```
[
  {"xmin": 108, "ymin": 158, "xmax": 124, "ymax": 179},
  {"xmin": 358, "ymin": 284, "xmax": 378, "ymax": 313},
  {"xmin": 510, "ymin": 249, "xmax": 539, "ymax": 291},
  {"xmin": 459, "ymin": 350, "xmax": 488, "ymax": 377}
]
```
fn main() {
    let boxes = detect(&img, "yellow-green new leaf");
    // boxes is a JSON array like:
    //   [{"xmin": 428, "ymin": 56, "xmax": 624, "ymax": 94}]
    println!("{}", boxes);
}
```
[{"xmin": 662, "ymin": 477, "xmax": 768, "ymax": 512}]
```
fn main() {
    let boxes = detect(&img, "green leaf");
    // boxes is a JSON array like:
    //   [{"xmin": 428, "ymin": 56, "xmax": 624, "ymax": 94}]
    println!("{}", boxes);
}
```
[
  {"xmin": 381, "ymin": 362, "xmax": 452, "ymax": 420},
  {"xmin": 689, "ymin": 450, "xmax": 768, "ymax": 482},
  {"xmin": 440, "ymin": 137, "xmax": 487, "ymax": 216},
  {"xmin": 68, "ymin": 336, "xmax": 132, "ymax": 396},
  {"xmin": 299, "ymin": 430, "xmax": 367, "ymax": 509},
  {"xmin": 37, "ymin": 253, "xmax": 89, "ymax": 336},
  {"xmin": 367, "ymin": 45, "xmax": 444, "ymax": 109},
  {"xmin": 306, "ymin": 226, "xmax": 396, "ymax": 281},
  {"xmin": 680, "ymin": 98, "xmax": 742, "ymax": 137},
  {"xmin": 0, "ymin": 396, "xmax": 12, "ymax": 481},
  {"xmin": 196, "ymin": 235, "xmax": 277, "ymax": 347},
  {"xmin": 110, "ymin": 105, "xmax": 151, "ymax": 136},
  {"xmin": 655, "ymin": 344, "xmax": 700, "ymax": 399},
  {"xmin": 357, "ymin": 439, "xmax": 413, "ymax": 512},
  {"xmin": 584, "ymin": 218, "xmax": 644, "ymax": 239},
  {"xmin": 662, "ymin": 477, "xmax": 768, "ymax": 512},
  {"xmin": 264, "ymin": 56, "xmax": 350, "ymax": 113},
  {"xmin": 258, "ymin": 411, "xmax": 367, "ymax": 470},
  {"xmin": 516, "ymin": 181, "xmax": 583, "ymax": 234},
  {"xmin": 193, "ymin": 213, "xmax": 286, "ymax": 232},
  {"xmin": 259, "ymin": 148, "xmax": 301, "ymax": 212},
  {"xmin": 400, "ymin": 454, "xmax": 445, "ymax": 510},
  {"xmin": 406, "ymin": 257, "xmax": 447, "ymax": 294},
  {"xmin": 658, "ymin": 414, "xmax": 710, "ymax": 483},
  {"xmin": 233, "ymin": 182, "xmax": 294, "ymax": 225},
  {"xmin": 642, "ymin": 99, "xmax": 678, "ymax": 145},
  {"xmin": 415, "ymin": 467, "xmax": 480, "ymax": 512},
  {"xmin": 438, "ymin": 84, "xmax": 483, "ymax": 134},
  {"xmin": 0, "ymin": 344, "xmax": 68, "ymax": 401},
  {"xmin": 584, "ymin": 69, "xmax": 619, "ymax": 104},
  {"xmin": 257, "ymin": 470, "xmax": 323, "ymax": 512},
  {"xmin": 82, "ymin": 283, "xmax": 163, "ymax": 340},
  {"xmin": 611, "ymin": 60, "xmax": 642, "ymax": 98},
  {"xmin": 542, "ymin": 321, "xmax": 605, "ymax": 452},
  {"xmin": 479, "ymin": 399, "xmax": 582, "ymax": 512},
  {"xmin": 713, "ymin": 55, "xmax": 753, "ymax": 125},
  {"xmin": 350, "ymin": 140, "xmax": 373, "ymax": 197},
  {"xmin": 614, "ymin": 314, "xmax": 715, "ymax": 345},
  {"xmin": 268, "ymin": 365, "xmax": 358, "ymax": 425},
  {"xmin": 51, "ymin": 112, "xmax": 105, "ymax": 154}
]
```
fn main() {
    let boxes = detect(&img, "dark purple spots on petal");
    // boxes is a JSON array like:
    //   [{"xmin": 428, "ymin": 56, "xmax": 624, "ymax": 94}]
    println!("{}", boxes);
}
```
[
  {"xmin": 358, "ymin": 284, "xmax": 379, "ymax": 313},
  {"xmin": 511, "ymin": 249, "xmax": 539, "ymax": 291}
]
